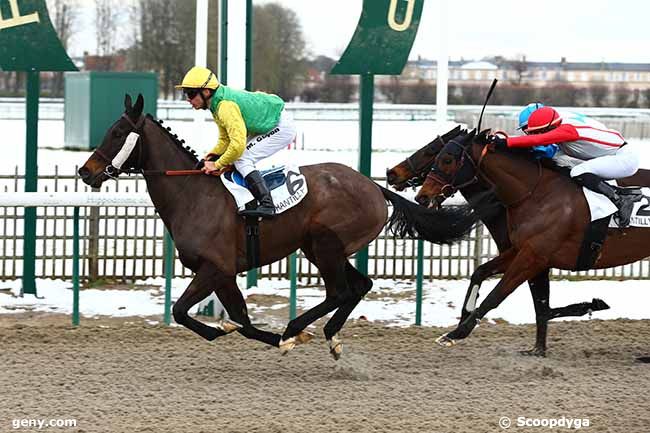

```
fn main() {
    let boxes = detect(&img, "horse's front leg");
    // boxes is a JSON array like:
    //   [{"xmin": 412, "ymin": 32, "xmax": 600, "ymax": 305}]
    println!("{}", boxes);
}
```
[
  {"xmin": 457, "ymin": 248, "xmax": 518, "ymax": 324},
  {"xmin": 439, "ymin": 246, "xmax": 548, "ymax": 346},
  {"xmin": 214, "ymin": 275, "xmax": 282, "ymax": 348},
  {"xmin": 172, "ymin": 263, "xmax": 231, "ymax": 341}
]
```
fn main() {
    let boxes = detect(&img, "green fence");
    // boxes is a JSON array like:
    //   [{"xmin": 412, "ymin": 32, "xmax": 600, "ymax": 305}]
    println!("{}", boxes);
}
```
[{"xmin": 1, "ymin": 167, "xmax": 650, "ymax": 282}]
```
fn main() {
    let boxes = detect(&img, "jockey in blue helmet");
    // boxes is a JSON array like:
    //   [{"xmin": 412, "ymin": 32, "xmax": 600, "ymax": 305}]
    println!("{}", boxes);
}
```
[
  {"xmin": 517, "ymin": 102, "xmax": 558, "ymax": 159},
  {"xmin": 518, "ymin": 102, "xmax": 544, "ymax": 130}
]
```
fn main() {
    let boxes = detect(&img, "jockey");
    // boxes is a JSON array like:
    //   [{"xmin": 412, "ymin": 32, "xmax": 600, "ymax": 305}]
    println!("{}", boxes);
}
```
[
  {"xmin": 491, "ymin": 106, "xmax": 641, "ymax": 227},
  {"xmin": 518, "ymin": 102, "xmax": 558, "ymax": 159},
  {"xmin": 176, "ymin": 66, "xmax": 297, "ymax": 219}
]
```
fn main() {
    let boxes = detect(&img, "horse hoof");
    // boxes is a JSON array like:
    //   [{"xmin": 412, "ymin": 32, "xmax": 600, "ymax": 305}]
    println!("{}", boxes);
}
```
[
  {"xmin": 328, "ymin": 334, "xmax": 343, "ymax": 360},
  {"xmin": 295, "ymin": 330, "xmax": 314, "ymax": 345},
  {"xmin": 279, "ymin": 338, "xmax": 296, "ymax": 355},
  {"xmin": 217, "ymin": 319, "xmax": 243, "ymax": 334},
  {"xmin": 519, "ymin": 348, "xmax": 546, "ymax": 357},
  {"xmin": 435, "ymin": 333, "xmax": 457, "ymax": 347}
]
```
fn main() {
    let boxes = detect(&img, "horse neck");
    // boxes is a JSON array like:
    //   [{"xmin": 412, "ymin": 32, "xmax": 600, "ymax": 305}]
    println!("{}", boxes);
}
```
[
  {"xmin": 472, "ymin": 143, "xmax": 539, "ymax": 206},
  {"xmin": 140, "ymin": 121, "xmax": 210, "ymax": 223}
]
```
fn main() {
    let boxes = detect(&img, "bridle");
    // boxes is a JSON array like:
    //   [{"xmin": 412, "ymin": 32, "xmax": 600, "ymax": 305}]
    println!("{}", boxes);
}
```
[
  {"xmin": 90, "ymin": 114, "xmax": 221, "ymax": 178},
  {"xmin": 426, "ymin": 139, "xmax": 543, "ymax": 208},
  {"xmin": 402, "ymin": 136, "xmax": 446, "ymax": 188},
  {"xmin": 425, "ymin": 139, "xmax": 479, "ymax": 202},
  {"xmin": 91, "ymin": 113, "xmax": 146, "ymax": 178}
]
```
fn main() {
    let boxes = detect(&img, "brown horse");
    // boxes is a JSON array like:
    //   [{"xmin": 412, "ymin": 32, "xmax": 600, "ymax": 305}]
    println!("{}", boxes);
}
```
[
  {"xmin": 415, "ymin": 129, "xmax": 650, "ymax": 359},
  {"xmin": 78, "ymin": 94, "xmax": 483, "ymax": 359},
  {"xmin": 386, "ymin": 127, "xmax": 610, "ymax": 356}
]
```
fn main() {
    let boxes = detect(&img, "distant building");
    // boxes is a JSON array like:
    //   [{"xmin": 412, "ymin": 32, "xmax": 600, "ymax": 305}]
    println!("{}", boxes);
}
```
[{"xmin": 395, "ymin": 57, "xmax": 650, "ymax": 91}]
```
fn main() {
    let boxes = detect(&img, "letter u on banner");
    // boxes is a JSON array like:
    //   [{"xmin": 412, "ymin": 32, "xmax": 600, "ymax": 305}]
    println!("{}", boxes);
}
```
[{"xmin": 388, "ymin": 0, "xmax": 415, "ymax": 32}]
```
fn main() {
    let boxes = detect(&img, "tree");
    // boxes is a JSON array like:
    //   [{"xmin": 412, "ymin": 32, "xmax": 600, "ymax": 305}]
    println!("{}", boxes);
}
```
[
  {"xmin": 253, "ymin": 3, "xmax": 306, "ymax": 99},
  {"xmin": 128, "ymin": 0, "xmax": 196, "ymax": 98},
  {"xmin": 589, "ymin": 84, "xmax": 610, "ymax": 107},
  {"xmin": 378, "ymin": 76, "xmax": 403, "ymax": 103},
  {"xmin": 95, "ymin": 0, "xmax": 118, "ymax": 58},
  {"xmin": 47, "ymin": 0, "xmax": 81, "ymax": 96}
]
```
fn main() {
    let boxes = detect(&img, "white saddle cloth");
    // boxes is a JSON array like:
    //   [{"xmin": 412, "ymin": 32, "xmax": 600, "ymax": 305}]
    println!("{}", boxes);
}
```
[
  {"xmin": 220, "ymin": 165, "xmax": 308, "ymax": 214},
  {"xmin": 583, "ymin": 185, "xmax": 650, "ymax": 228}
]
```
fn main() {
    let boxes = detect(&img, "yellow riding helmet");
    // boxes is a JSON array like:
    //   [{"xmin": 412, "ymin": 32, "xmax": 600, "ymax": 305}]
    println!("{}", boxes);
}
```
[{"xmin": 175, "ymin": 66, "xmax": 219, "ymax": 90}]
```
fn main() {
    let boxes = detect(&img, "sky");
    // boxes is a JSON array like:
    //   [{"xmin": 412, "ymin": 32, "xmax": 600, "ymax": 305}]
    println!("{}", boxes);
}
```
[{"xmin": 67, "ymin": 0, "xmax": 650, "ymax": 64}]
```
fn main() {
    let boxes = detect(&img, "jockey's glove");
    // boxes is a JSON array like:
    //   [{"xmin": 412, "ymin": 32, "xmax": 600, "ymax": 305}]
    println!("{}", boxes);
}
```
[{"xmin": 488, "ymin": 135, "xmax": 508, "ymax": 150}]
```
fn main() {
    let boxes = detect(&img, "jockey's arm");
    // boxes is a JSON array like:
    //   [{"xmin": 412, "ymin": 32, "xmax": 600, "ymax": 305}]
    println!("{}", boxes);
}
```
[
  {"xmin": 212, "ymin": 101, "xmax": 247, "ymax": 169},
  {"xmin": 507, "ymin": 124, "xmax": 579, "ymax": 148}
]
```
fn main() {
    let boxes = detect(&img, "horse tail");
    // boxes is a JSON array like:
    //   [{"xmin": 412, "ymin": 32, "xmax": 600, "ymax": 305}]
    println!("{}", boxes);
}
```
[{"xmin": 378, "ymin": 185, "xmax": 498, "ymax": 245}]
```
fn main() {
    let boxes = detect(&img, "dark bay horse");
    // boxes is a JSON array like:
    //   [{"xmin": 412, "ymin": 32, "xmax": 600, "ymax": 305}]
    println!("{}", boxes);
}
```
[
  {"xmin": 415, "ymin": 129, "xmax": 650, "ymax": 359},
  {"xmin": 386, "ymin": 127, "xmax": 609, "ymax": 356},
  {"xmin": 78, "ymin": 94, "xmax": 482, "ymax": 359}
]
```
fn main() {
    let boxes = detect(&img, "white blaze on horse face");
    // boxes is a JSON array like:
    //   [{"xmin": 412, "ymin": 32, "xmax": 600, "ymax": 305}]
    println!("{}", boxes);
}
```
[
  {"xmin": 387, "ymin": 0, "xmax": 415, "ymax": 32},
  {"xmin": 466, "ymin": 284, "xmax": 479, "ymax": 312},
  {"xmin": 112, "ymin": 132, "xmax": 140, "ymax": 169}
]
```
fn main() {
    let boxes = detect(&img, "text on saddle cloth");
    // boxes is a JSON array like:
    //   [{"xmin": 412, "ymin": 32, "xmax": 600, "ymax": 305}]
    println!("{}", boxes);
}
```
[
  {"xmin": 582, "ymin": 185, "xmax": 650, "ymax": 228},
  {"xmin": 221, "ymin": 165, "xmax": 308, "ymax": 214}
]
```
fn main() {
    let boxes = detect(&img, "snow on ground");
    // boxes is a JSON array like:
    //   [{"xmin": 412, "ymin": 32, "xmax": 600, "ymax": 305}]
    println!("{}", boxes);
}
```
[{"xmin": 0, "ymin": 276, "xmax": 648, "ymax": 327}]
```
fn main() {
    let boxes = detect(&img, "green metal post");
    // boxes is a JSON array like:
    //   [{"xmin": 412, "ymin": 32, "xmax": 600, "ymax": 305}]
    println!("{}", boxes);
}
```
[
  {"xmin": 415, "ymin": 239, "xmax": 424, "ymax": 326},
  {"xmin": 245, "ymin": 0, "xmax": 252, "ymax": 90},
  {"xmin": 356, "ymin": 73, "xmax": 374, "ymax": 275},
  {"xmin": 164, "ymin": 229, "xmax": 174, "ymax": 325},
  {"xmin": 220, "ymin": 0, "xmax": 228, "ymax": 85},
  {"xmin": 72, "ymin": 207, "xmax": 80, "ymax": 326},
  {"xmin": 22, "ymin": 71, "xmax": 39, "ymax": 296},
  {"xmin": 289, "ymin": 252, "xmax": 297, "ymax": 320}
]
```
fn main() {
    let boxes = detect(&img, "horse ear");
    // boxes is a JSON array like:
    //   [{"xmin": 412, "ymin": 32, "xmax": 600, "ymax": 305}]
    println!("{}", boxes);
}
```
[
  {"xmin": 124, "ymin": 94, "xmax": 133, "ymax": 111},
  {"xmin": 133, "ymin": 94, "xmax": 144, "ymax": 116}
]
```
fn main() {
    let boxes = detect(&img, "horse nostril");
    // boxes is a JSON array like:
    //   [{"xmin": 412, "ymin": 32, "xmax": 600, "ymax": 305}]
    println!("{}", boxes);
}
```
[
  {"xmin": 78, "ymin": 166, "xmax": 90, "ymax": 179},
  {"xmin": 415, "ymin": 195, "xmax": 428, "ymax": 206},
  {"xmin": 386, "ymin": 171, "xmax": 396, "ymax": 184}
]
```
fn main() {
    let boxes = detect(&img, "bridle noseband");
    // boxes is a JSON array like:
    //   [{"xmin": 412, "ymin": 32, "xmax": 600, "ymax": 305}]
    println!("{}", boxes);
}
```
[
  {"xmin": 402, "ymin": 135, "xmax": 446, "ymax": 188},
  {"xmin": 425, "ymin": 140, "xmax": 479, "ymax": 202},
  {"xmin": 92, "ymin": 113, "xmax": 146, "ymax": 178}
]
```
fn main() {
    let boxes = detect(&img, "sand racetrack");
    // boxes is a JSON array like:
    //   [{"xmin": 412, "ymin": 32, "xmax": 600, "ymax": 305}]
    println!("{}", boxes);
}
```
[{"xmin": 1, "ymin": 314, "xmax": 649, "ymax": 433}]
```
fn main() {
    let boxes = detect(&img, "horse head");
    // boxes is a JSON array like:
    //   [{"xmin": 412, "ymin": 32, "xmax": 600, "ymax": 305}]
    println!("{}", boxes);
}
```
[
  {"xmin": 386, "ymin": 125, "xmax": 464, "ymax": 191},
  {"xmin": 415, "ymin": 129, "xmax": 485, "ymax": 209},
  {"xmin": 78, "ymin": 94, "xmax": 146, "ymax": 188}
]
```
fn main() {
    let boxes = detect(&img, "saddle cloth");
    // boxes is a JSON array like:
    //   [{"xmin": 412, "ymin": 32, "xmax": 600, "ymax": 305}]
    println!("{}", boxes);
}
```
[
  {"xmin": 583, "ymin": 185, "xmax": 650, "ymax": 228},
  {"xmin": 220, "ymin": 165, "xmax": 308, "ymax": 214}
]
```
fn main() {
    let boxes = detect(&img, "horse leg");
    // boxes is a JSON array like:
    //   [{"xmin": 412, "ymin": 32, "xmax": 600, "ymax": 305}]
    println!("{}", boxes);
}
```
[
  {"xmin": 279, "ymin": 244, "xmax": 348, "ymax": 355},
  {"xmin": 439, "ymin": 247, "xmax": 548, "ymax": 346},
  {"xmin": 522, "ymin": 269, "xmax": 552, "ymax": 357},
  {"xmin": 172, "ymin": 263, "xmax": 229, "ymax": 341},
  {"xmin": 322, "ymin": 261, "xmax": 373, "ymax": 360},
  {"xmin": 458, "ymin": 248, "xmax": 518, "ymax": 324},
  {"xmin": 214, "ymin": 275, "xmax": 282, "ymax": 348}
]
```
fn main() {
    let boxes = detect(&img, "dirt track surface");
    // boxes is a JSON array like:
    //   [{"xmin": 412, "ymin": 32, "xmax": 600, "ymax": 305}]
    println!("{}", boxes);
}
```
[{"xmin": 1, "ymin": 315, "xmax": 649, "ymax": 433}]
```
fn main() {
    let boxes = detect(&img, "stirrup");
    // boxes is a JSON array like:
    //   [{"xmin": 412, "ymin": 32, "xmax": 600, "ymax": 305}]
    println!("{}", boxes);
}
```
[{"xmin": 240, "ymin": 206, "xmax": 275, "ymax": 219}]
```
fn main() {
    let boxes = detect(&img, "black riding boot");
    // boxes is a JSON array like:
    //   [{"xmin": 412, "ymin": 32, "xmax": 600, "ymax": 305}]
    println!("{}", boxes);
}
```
[
  {"xmin": 573, "ymin": 173, "xmax": 639, "ymax": 228},
  {"xmin": 241, "ymin": 170, "xmax": 276, "ymax": 219}
]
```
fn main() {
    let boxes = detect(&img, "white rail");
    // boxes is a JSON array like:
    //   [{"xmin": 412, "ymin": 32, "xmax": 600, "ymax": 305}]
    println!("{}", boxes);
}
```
[{"xmin": 0, "ymin": 192, "xmax": 153, "ymax": 207}]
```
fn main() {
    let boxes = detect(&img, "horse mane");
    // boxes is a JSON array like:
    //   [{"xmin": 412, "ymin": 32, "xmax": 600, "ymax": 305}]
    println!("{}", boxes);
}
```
[{"xmin": 146, "ymin": 114, "xmax": 200, "ymax": 163}]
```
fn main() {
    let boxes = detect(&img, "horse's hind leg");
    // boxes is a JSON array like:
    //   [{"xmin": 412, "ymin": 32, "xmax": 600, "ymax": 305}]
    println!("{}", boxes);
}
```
[
  {"xmin": 173, "ymin": 263, "xmax": 229, "ymax": 341},
  {"xmin": 279, "ymin": 243, "xmax": 348, "ymax": 354},
  {"xmin": 322, "ymin": 261, "xmax": 373, "ymax": 360},
  {"xmin": 214, "ymin": 276, "xmax": 282, "ymax": 348}
]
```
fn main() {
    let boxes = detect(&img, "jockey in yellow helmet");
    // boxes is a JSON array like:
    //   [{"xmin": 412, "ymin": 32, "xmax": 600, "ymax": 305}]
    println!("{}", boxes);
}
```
[{"xmin": 176, "ymin": 66, "xmax": 296, "ymax": 218}]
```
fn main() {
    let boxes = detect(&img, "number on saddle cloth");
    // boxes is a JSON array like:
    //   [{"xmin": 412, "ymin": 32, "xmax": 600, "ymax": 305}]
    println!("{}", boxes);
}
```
[{"xmin": 228, "ymin": 166, "xmax": 286, "ymax": 191}]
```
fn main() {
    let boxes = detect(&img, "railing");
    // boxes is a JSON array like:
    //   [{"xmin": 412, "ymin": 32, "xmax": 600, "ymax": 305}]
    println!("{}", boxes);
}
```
[
  {"xmin": 1, "ymin": 167, "xmax": 649, "ymax": 283},
  {"xmin": 2, "ymin": 98, "xmax": 650, "ymax": 138}
]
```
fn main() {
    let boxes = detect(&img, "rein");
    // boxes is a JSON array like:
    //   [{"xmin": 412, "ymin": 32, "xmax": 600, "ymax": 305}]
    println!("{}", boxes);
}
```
[
  {"xmin": 93, "ymin": 113, "xmax": 228, "ymax": 178},
  {"xmin": 403, "ymin": 136, "xmax": 446, "ymax": 187}
]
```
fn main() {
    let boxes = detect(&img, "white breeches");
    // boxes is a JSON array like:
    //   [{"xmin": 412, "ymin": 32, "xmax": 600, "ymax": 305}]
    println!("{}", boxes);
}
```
[
  {"xmin": 570, "ymin": 143, "xmax": 640, "ymax": 180},
  {"xmin": 233, "ymin": 110, "xmax": 297, "ymax": 178}
]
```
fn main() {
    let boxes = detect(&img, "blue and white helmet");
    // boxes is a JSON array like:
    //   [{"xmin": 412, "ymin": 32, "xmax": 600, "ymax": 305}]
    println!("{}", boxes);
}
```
[{"xmin": 518, "ymin": 102, "xmax": 544, "ymax": 130}]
